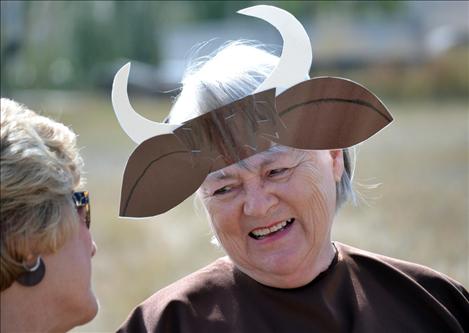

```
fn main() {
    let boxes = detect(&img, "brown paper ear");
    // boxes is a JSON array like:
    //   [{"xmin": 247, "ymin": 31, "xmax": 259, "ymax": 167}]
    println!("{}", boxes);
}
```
[
  {"xmin": 276, "ymin": 77, "xmax": 393, "ymax": 149},
  {"xmin": 120, "ymin": 134, "xmax": 211, "ymax": 217}
]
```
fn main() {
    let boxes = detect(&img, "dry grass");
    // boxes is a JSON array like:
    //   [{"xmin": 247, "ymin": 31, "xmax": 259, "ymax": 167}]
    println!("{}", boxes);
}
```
[{"xmin": 9, "ymin": 92, "xmax": 468, "ymax": 332}]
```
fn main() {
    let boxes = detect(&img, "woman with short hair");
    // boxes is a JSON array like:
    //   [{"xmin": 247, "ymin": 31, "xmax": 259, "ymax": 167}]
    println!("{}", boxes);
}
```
[{"xmin": 0, "ymin": 98, "xmax": 98, "ymax": 332}]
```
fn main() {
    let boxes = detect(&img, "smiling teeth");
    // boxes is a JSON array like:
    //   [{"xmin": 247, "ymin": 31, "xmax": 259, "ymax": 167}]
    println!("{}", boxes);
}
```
[{"xmin": 251, "ymin": 218, "xmax": 294, "ymax": 238}]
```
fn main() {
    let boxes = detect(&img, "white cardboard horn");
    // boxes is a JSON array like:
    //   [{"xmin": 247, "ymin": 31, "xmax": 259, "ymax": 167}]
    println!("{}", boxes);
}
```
[
  {"xmin": 238, "ymin": 5, "xmax": 313, "ymax": 95},
  {"xmin": 113, "ymin": 5, "xmax": 313, "ymax": 144},
  {"xmin": 111, "ymin": 62, "xmax": 178, "ymax": 144}
]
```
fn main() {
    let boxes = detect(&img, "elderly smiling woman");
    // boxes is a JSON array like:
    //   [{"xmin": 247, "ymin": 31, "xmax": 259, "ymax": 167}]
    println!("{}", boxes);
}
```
[
  {"xmin": 114, "ymin": 5, "xmax": 468, "ymax": 333},
  {"xmin": 199, "ymin": 145, "xmax": 345, "ymax": 289},
  {"xmin": 0, "ymin": 98, "xmax": 98, "ymax": 332}
]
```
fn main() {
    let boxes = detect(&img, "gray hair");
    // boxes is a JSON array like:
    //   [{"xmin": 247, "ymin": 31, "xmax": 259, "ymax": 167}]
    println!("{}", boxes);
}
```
[
  {"xmin": 0, "ymin": 98, "xmax": 84, "ymax": 291},
  {"xmin": 168, "ymin": 41, "xmax": 356, "ymax": 209}
]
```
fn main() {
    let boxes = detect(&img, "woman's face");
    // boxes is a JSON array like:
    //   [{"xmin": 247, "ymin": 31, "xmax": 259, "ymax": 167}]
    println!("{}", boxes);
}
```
[
  {"xmin": 200, "ymin": 146, "xmax": 344, "ymax": 288},
  {"xmin": 42, "ymin": 208, "xmax": 98, "ymax": 329}
]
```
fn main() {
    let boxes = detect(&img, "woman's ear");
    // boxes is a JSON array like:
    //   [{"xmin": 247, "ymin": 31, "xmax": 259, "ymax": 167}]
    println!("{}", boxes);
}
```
[
  {"xmin": 329, "ymin": 149, "xmax": 344, "ymax": 182},
  {"xmin": 23, "ymin": 254, "xmax": 38, "ymax": 268}
]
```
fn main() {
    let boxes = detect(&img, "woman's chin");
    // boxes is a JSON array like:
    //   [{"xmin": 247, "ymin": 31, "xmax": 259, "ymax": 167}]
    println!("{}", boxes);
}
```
[
  {"xmin": 237, "ymin": 252, "xmax": 311, "ymax": 288},
  {"xmin": 74, "ymin": 293, "xmax": 99, "ymax": 327}
]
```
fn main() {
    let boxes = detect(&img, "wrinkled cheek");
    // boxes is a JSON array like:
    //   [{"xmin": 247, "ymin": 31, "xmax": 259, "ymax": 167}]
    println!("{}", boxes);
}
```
[
  {"xmin": 215, "ymin": 228, "xmax": 249, "ymax": 265},
  {"xmin": 205, "ymin": 198, "xmax": 240, "ymax": 231},
  {"xmin": 210, "ymin": 215, "xmax": 236, "ymax": 241},
  {"xmin": 208, "ymin": 212, "xmax": 245, "ymax": 255},
  {"xmin": 303, "ymin": 175, "xmax": 336, "ymax": 227},
  {"xmin": 205, "ymin": 207, "xmax": 230, "ymax": 240},
  {"xmin": 306, "ymin": 192, "xmax": 330, "ymax": 224}
]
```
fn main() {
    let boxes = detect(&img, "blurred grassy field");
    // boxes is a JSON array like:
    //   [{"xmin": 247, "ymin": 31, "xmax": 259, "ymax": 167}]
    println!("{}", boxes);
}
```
[{"xmin": 9, "ymin": 91, "xmax": 468, "ymax": 332}]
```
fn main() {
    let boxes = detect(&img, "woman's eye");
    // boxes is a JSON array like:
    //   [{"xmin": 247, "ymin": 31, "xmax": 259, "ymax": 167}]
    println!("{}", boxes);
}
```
[
  {"xmin": 268, "ymin": 168, "xmax": 288, "ymax": 177},
  {"xmin": 213, "ymin": 186, "xmax": 232, "ymax": 196}
]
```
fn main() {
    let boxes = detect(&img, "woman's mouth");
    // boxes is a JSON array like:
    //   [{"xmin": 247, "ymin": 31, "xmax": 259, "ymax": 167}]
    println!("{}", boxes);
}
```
[{"xmin": 249, "ymin": 218, "xmax": 295, "ymax": 240}]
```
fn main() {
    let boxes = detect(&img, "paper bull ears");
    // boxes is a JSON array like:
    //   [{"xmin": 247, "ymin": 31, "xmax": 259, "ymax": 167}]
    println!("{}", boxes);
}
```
[
  {"xmin": 112, "ymin": 5, "xmax": 393, "ymax": 218},
  {"xmin": 119, "ymin": 77, "xmax": 392, "ymax": 217}
]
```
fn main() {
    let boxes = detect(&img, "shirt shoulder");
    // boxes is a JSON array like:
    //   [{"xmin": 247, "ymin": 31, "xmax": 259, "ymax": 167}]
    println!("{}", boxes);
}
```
[
  {"xmin": 335, "ymin": 242, "xmax": 469, "ymax": 329},
  {"xmin": 336, "ymin": 242, "xmax": 466, "ymax": 291},
  {"xmin": 116, "ymin": 257, "xmax": 236, "ymax": 333}
]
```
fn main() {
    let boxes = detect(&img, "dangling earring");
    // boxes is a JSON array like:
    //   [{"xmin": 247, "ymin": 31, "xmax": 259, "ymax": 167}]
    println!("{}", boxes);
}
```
[{"xmin": 16, "ymin": 256, "xmax": 46, "ymax": 287}]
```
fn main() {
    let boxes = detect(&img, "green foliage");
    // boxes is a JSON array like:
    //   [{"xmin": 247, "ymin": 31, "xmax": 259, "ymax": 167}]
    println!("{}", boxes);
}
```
[
  {"xmin": 2, "ymin": 1, "xmax": 163, "ymax": 91},
  {"xmin": 260, "ymin": 0, "xmax": 404, "ymax": 17}
]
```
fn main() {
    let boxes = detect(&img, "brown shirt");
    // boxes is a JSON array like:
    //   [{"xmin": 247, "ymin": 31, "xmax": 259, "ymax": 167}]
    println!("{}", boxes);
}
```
[{"xmin": 117, "ymin": 242, "xmax": 468, "ymax": 333}]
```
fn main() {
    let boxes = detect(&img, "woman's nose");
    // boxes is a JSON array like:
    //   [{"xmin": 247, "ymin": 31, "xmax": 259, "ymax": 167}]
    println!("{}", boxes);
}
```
[
  {"xmin": 91, "ymin": 240, "xmax": 97, "ymax": 257},
  {"xmin": 243, "ymin": 184, "xmax": 278, "ymax": 217}
]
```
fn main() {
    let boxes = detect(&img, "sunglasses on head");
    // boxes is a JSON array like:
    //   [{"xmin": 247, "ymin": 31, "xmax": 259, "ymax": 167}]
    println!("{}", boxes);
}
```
[{"xmin": 72, "ymin": 191, "xmax": 90, "ymax": 229}]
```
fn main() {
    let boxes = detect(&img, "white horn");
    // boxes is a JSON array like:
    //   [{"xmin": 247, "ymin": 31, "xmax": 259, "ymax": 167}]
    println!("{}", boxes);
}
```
[
  {"xmin": 238, "ymin": 5, "xmax": 312, "ymax": 95},
  {"xmin": 111, "ymin": 62, "xmax": 178, "ymax": 144}
]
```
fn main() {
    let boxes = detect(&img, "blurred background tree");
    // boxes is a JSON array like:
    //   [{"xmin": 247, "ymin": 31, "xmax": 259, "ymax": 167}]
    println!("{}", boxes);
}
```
[
  {"xmin": 2, "ymin": 1, "xmax": 163, "ymax": 91},
  {"xmin": 2, "ymin": 1, "xmax": 467, "ymax": 99},
  {"xmin": 0, "ymin": 1, "xmax": 424, "ymax": 93}
]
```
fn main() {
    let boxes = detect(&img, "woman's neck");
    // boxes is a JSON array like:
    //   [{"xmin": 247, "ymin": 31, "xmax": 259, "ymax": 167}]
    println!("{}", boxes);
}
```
[{"xmin": 1, "ymin": 284, "xmax": 66, "ymax": 333}]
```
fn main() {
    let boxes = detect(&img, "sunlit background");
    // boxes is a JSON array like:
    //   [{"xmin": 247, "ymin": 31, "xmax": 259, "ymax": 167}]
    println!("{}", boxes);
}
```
[{"xmin": 1, "ymin": 1, "xmax": 468, "ymax": 332}]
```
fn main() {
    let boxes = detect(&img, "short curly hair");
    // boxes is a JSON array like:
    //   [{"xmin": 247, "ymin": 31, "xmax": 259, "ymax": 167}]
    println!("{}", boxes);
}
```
[{"xmin": 1, "ymin": 98, "xmax": 84, "ymax": 291}]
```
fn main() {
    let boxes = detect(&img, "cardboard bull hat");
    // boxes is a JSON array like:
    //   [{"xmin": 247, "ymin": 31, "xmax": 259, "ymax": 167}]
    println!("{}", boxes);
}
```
[{"xmin": 111, "ymin": 5, "xmax": 392, "ymax": 218}]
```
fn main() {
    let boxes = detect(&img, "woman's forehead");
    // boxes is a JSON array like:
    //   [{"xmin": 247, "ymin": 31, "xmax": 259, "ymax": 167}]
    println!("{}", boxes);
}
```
[{"xmin": 205, "ymin": 146, "xmax": 303, "ymax": 182}]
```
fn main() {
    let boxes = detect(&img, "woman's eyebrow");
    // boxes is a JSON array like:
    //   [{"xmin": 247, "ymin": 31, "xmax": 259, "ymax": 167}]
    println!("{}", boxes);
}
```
[
  {"xmin": 258, "ymin": 148, "xmax": 292, "ymax": 165},
  {"xmin": 215, "ymin": 172, "xmax": 235, "ymax": 181},
  {"xmin": 207, "ymin": 149, "xmax": 292, "ymax": 181},
  {"xmin": 207, "ymin": 170, "xmax": 236, "ymax": 182},
  {"xmin": 259, "ymin": 157, "xmax": 276, "ymax": 168},
  {"xmin": 242, "ymin": 151, "xmax": 288, "ymax": 171}
]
